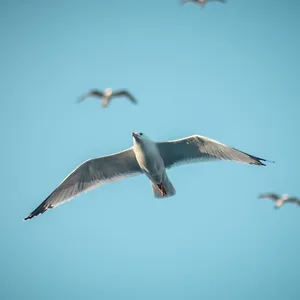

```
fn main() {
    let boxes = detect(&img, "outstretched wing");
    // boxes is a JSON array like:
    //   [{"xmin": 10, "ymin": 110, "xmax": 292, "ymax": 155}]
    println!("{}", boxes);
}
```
[
  {"xmin": 286, "ymin": 197, "xmax": 299, "ymax": 203},
  {"xmin": 24, "ymin": 148, "xmax": 142, "ymax": 220},
  {"xmin": 77, "ymin": 90, "xmax": 104, "ymax": 103},
  {"xmin": 157, "ymin": 135, "xmax": 272, "ymax": 169},
  {"xmin": 112, "ymin": 90, "xmax": 138, "ymax": 104},
  {"xmin": 259, "ymin": 193, "xmax": 280, "ymax": 201}
]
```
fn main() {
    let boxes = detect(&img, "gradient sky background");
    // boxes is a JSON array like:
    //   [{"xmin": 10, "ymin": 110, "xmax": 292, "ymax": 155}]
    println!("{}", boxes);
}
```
[{"xmin": 1, "ymin": 0, "xmax": 300, "ymax": 299}]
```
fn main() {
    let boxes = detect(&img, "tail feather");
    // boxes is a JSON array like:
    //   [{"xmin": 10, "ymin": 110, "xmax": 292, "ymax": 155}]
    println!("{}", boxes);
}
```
[{"xmin": 151, "ymin": 174, "xmax": 176, "ymax": 198}]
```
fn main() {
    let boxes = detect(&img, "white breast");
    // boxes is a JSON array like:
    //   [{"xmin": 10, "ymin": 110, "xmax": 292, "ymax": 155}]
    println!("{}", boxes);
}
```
[{"xmin": 133, "ymin": 141, "xmax": 165, "ymax": 180}]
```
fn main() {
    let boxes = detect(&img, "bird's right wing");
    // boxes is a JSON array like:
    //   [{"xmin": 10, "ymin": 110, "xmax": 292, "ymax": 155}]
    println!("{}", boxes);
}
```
[
  {"xmin": 24, "ymin": 148, "xmax": 142, "ymax": 220},
  {"xmin": 77, "ymin": 90, "xmax": 104, "ymax": 103},
  {"xmin": 157, "ymin": 135, "xmax": 271, "ymax": 169}
]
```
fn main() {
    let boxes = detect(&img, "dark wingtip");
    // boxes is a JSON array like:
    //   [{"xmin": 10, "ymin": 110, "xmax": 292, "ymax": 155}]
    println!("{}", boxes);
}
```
[
  {"xmin": 24, "ymin": 211, "xmax": 40, "ymax": 221},
  {"xmin": 251, "ymin": 156, "xmax": 275, "ymax": 166},
  {"xmin": 24, "ymin": 203, "xmax": 49, "ymax": 221},
  {"xmin": 249, "ymin": 158, "xmax": 266, "ymax": 166},
  {"xmin": 23, "ymin": 210, "xmax": 45, "ymax": 221},
  {"xmin": 261, "ymin": 158, "xmax": 275, "ymax": 164},
  {"xmin": 232, "ymin": 147, "xmax": 274, "ymax": 166}
]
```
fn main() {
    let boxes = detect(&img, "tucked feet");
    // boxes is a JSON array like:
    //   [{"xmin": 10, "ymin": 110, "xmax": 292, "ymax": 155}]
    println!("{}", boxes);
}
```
[{"xmin": 157, "ymin": 183, "xmax": 167, "ymax": 197}]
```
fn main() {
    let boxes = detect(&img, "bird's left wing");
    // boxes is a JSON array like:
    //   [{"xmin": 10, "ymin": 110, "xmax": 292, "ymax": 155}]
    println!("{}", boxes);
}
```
[
  {"xmin": 113, "ymin": 90, "xmax": 138, "ymax": 104},
  {"xmin": 76, "ymin": 90, "xmax": 104, "ymax": 103},
  {"xmin": 258, "ymin": 193, "xmax": 279, "ymax": 200},
  {"xmin": 157, "ymin": 135, "xmax": 272, "ymax": 169},
  {"xmin": 24, "ymin": 148, "xmax": 142, "ymax": 220},
  {"xmin": 286, "ymin": 197, "xmax": 299, "ymax": 203}
]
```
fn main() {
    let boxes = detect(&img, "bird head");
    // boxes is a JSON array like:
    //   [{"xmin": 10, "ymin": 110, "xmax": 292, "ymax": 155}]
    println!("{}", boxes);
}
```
[
  {"xmin": 104, "ymin": 88, "xmax": 113, "ymax": 96},
  {"xmin": 132, "ymin": 132, "xmax": 151, "ymax": 145}
]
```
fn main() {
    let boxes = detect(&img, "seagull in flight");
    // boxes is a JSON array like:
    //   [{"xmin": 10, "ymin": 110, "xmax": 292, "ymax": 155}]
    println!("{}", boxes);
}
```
[
  {"xmin": 181, "ymin": 0, "xmax": 226, "ymax": 7},
  {"xmin": 259, "ymin": 193, "xmax": 300, "ymax": 209},
  {"xmin": 77, "ymin": 88, "xmax": 138, "ymax": 108},
  {"xmin": 24, "ymin": 133, "xmax": 272, "ymax": 220}
]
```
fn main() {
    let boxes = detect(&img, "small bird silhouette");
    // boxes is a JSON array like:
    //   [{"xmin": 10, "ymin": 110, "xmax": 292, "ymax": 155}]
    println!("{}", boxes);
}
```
[
  {"xmin": 259, "ymin": 193, "xmax": 300, "ymax": 209},
  {"xmin": 77, "ymin": 88, "xmax": 138, "ymax": 108}
]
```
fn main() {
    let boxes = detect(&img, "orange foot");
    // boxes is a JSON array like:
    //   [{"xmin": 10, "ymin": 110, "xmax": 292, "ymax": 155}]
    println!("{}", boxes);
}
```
[{"xmin": 157, "ymin": 183, "xmax": 167, "ymax": 197}]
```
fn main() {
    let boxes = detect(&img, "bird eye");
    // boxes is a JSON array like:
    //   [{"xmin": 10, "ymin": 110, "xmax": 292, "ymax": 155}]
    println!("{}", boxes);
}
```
[{"xmin": 139, "ymin": 133, "xmax": 143, "ymax": 136}]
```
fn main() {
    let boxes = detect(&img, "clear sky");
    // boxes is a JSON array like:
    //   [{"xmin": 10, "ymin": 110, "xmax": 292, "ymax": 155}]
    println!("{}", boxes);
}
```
[{"xmin": 1, "ymin": 0, "xmax": 300, "ymax": 299}]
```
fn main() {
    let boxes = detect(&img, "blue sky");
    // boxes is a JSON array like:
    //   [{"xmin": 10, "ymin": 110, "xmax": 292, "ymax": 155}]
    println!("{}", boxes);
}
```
[{"xmin": 1, "ymin": 0, "xmax": 300, "ymax": 299}]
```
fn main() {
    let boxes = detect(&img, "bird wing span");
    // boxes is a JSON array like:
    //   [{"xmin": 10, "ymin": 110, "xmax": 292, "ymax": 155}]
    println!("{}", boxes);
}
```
[
  {"xmin": 113, "ymin": 90, "xmax": 138, "ymax": 104},
  {"xmin": 24, "ymin": 148, "xmax": 142, "ymax": 220},
  {"xmin": 157, "ymin": 135, "xmax": 269, "ymax": 169}
]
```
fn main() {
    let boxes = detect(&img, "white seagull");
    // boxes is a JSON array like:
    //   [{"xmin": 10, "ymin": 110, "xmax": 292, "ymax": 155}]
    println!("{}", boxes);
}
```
[
  {"xmin": 259, "ymin": 193, "xmax": 300, "ymax": 209},
  {"xmin": 77, "ymin": 88, "xmax": 138, "ymax": 108},
  {"xmin": 24, "ymin": 133, "xmax": 272, "ymax": 220},
  {"xmin": 181, "ymin": 0, "xmax": 226, "ymax": 8}
]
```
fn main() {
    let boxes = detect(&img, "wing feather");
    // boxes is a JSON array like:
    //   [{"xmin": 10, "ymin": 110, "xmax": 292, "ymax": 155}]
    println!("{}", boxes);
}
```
[
  {"xmin": 157, "ymin": 135, "xmax": 271, "ymax": 169},
  {"xmin": 77, "ymin": 90, "xmax": 104, "ymax": 103},
  {"xmin": 286, "ymin": 197, "xmax": 299, "ymax": 203},
  {"xmin": 259, "ymin": 193, "xmax": 280, "ymax": 200},
  {"xmin": 112, "ymin": 90, "xmax": 138, "ymax": 104},
  {"xmin": 24, "ymin": 148, "xmax": 141, "ymax": 220}
]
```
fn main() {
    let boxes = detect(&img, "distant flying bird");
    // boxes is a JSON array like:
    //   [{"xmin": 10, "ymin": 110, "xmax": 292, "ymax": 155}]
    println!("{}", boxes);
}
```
[
  {"xmin": 78, "ymin": 88, "xmax": 138, "ymax": 108},
  {"xmin": 24, "ymin": 133, "xmax": 272, "ymax": 220},
  {"xmin": 181, "ymin": 0, "xmax": 226, "ymax": 7},
  {"xmin": 259, "ymin": 193, "xmax": 300, "ymax": 209}
]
